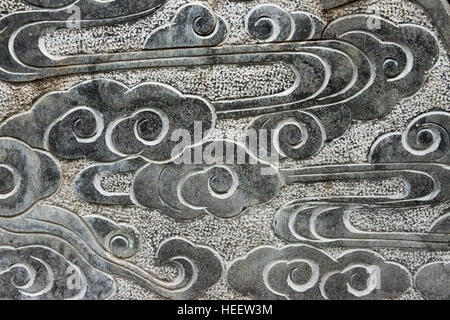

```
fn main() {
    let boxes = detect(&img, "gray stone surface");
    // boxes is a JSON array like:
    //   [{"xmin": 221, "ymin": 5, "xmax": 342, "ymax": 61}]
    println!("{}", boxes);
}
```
[
  {"xmin": 228, "ymin": 244, "xmax": 412, "ymax": 299},
  {"xmin": 0, "ymin": 0, "xmax": 448, "ymax": 300}
]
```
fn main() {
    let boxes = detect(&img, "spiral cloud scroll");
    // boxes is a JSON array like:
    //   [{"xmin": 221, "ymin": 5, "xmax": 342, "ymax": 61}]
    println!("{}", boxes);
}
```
[
  {"xmin": 0, "ymin": 246, "xmax": 116, "ymax": 300},
  {"xmin": 131, "ymin": 140, "xmax": 282, "ymax": 220},
  {"xmin": 227, "ymin": 245, "xmax": 412, "ymax": 300},
  {"xmin": 369, "ymin": 111, "xmax": 450, "ymax": 164},
  {"xmin": 0, "ymin": 137, "xmax": 60, "ymax": 217},
  {"xmin": 0, "ymin": 0, "xmax": 447, "ymax": 301},
  {"xmin": 0, "ymin": 205, "xmax": 224, "ymax": 300},
  {"xmin": 145, "ymin": 3, "xmax": 228, "ymax": 49},
  {"xmin": 0, "ymin": 79, "xmax": 215, "ymax": 162}
]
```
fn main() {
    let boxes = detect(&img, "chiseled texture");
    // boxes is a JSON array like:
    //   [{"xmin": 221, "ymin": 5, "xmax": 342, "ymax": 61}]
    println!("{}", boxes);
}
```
[{"xmin": 0, "ymin": 0, "xmax": 448, "ymax": 299}]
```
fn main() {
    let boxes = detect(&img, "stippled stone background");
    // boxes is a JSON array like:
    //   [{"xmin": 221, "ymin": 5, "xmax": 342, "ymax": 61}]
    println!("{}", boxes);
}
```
[{"xmin": 0, "ymin": 0, "xmax": 448, "ymax": 299}]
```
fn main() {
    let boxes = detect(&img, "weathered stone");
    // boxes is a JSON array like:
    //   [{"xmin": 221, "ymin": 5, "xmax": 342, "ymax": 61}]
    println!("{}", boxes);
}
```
[
  {"xmin": 227, "ymin": 244, "xmax": 412, "ymax": 300},
  {"xmin": 0, "ymin": 205, "xmax": 224, "ymax": 300},
  {"xmin": 0, "ymin": 79, "xmax": 215, "ymax": 162},
  {"xmin": 0, "ymin": 0, "xmax": 447, "ymax": 300}
]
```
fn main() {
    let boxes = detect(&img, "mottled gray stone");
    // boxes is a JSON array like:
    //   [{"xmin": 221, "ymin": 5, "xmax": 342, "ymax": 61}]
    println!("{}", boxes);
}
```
[
  {"xmin": 0, "ymin": 11, "xmax": 439, "ymax": 162},
  {"xmin": 0, "ymin": 205, "xmax": 224, "ymax": 300},
  {"xmin": 0, "ymin": 0, "xmax": 447, "ymax": 300},
  {"xmin": 132, "ymin": 140, "xmax": 282, "ymax": 220},
  {"xmin": 75, "ymin": 157, "xmax": 148, "ymax": 205},
  {"xmin": 0, "ymin": 79, "xmax": 215, "ymax": 162},
  {"xmin": 245, "ymin": 4, "xmax": 324, "ymax": 42},
  {"xmin": 321, "ymin": 0, "xmax": 360, "ymax": 10},
  {"xmin": 145, "ymin": 3, "xmax": 228, "ymax": 49},
  {"xmin": 414, "ymin": 0, "xmax": 450, "ymax": 53},
  {"xmin": 274, "ymin": 111, "xmax": 450, "ymax": 249},
  {"xmin": 75, "ymin": 111, "xmax": 450, "ymax": 228},
  {"xmin": 321, "ymin": 0, "xmax": 450, "ymax": 52},
  {"xmin": 0, "ymin": 246, "xmax": 116, "ymax": 300},
  {"xmin": 415, "ymin": 261, "xmax": 450, "ymax": 300},
  {"xmin": 227, "ymin": 244, "xmax": 412, "ymax": 300},
  {"xmin": 0, "ymin": 137, "xmax": 60, "ymax": 216}
]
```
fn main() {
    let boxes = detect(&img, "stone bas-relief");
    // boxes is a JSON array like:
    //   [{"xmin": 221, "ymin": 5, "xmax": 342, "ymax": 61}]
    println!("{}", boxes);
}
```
[
  {"xmin": 0, "ymin": 204, "xmax": 224, "ymax": 300},
  {"xmin": 74, "ymin": 112, "xmax": 450, "ymax": 227},
  {"xmin": 227, "ymin": 244, "xmax": 413, "ymax": 300},
  {"xmin": 274, "ymin": 111, "xmax": 450, "ymax": 249},
  {"xmin": 0, "ymin": 80, "xmax": 215, "ymax": 162},
  {"xmin": 320, "ymin": 0, "xmax": 450, "ymax": 52},
  {"xmin": 0, "ymin": 3, "xmax": 440, "ymax": 165},
  {"xmin": 227, "ymin": 244, "xmax": 450, "ymax": 300},
  {"xmin": 0, "ymin": 0, "xmax": 448, "ymax": 300}
]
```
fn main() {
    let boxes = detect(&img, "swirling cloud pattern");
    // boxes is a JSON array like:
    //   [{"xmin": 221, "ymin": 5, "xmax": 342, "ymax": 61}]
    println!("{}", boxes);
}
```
[
  {"xmin": 132, "ymin": 140, "xmax": 282, "ymax": 220},
  {"xmin": 228, "ymin": 245, "xmax": 412, "ymax": 300},
  {"xmin": 245, "ymin": 4, "xmax": 324, "ymax": 42},
  {"xmin": 0, "ymin": 205, "xmax": 224, "ymax": 300},
  {"xmin": 0, "ymin": 137, "xmax": 60, "ymax": 217},
  {"xmin": 0, "ymin": 246, "xmax": 115, "ymax": 300},
  {"xmin": 145, "ymin": 3, "xmax": 228, "ymax": 49},
  {"xmin": 369, "ymin": 111, "xmax": 450, "ymax": 164},
  {"xmin": 323, "ymin": 15, "xmax": 439, "ymax": 120},
  {"xmin": 415, "ymin": 261, "xmax": 450, "ymax": 300},
  {"xmin": 0, "ymin": 79, "xmax": 215, "ymax": 162}
]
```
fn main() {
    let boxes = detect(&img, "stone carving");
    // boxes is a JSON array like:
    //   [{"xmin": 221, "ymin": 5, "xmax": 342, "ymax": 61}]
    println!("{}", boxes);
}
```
[
  {"xmin": 227, "ymin": 244, "xmax": 412, "ymax": 300},
  {"xmin": 247, "ymin": 105, "xmax": 352, "ymax": 160},
  {"xmin": 0, "ymin": 246, "xmax": 115, "ymax": 300},
  {"xmin": 0, "ymin": 137, "xmax": 60, "ymax": 217},
  {"xmin": 415, "ymin": 260, "xmax": 450, "ymax": 300},
  {"xmin": 273, "ymin": 111, "xmax": 450, "ymax": 249},
  {"xmin": 320, "ymin": 0, "xmax": 450, "ymax": 53},
  {"xmin": 0, "ymin": 0, "xmax": 166, "ymax": 81},
  {"xmin": 76, "ymin": 140, "xmax": 282, "ymax": 220},
  {"xmin": 369, "ymin": 111, "xmax": 449, "ymax": 164},
  {"xmin": 245, "ymin": 4, "xmax": 324, "ymax": 42},
  {"xmin": 23, "ymin": 0, "xmax": 80, "ymax": 7},
  {"xmin": 0, "ymin": 205, "xmax": 224, "ymax": 299},
  {"xmin": 320, "ymin": 0, "xmax": 360, "ymax": 10},
  {"xmin": 76, "ymin": 157, "xmax": 148, "ymax": 206},
  {"xmin": 414, "ymin": 0, "xmax": 450, "ymax": 52},
  {"xmin": 145, "ymin": 3, "xmax": 228, "ymax": 49},
  {"xmin": 76, "ymin": 112, "xmax": 450, "ymax": 228},
  {"xmin": 0, "ymin": 130, "xmax": 223, "ymax": 300},
  {"xmin": 321, "ymin": 15, "xmax": 438, "ymax": 120},
  {"xmin": 430, "ymin": 211, "xmax": 450, "ymax": 234},
  {"xmin": 84, "ymin": 215, "xmax": 142, "ymax": 259},
  {"xmin": 132, "ymin": 140, "xmax": 281, "ymax": 220},
  {"xmin": 1, "ymin": 10, "xmax": 440, "ymax": 161},
  {"xmin": 0, "ymin": 4, "xmax": 440, "ymax": 162},
  {"xmin": 0, "ymin": 0, "xmax": 448, "ymax": 300},
  {"xmin": 0, "ymin": 2, "xmax": 438, "ymax": 128},
  {"xmin": 0, "ymin": 79, "xmax": 215, "ymax": 162},
  {"xmin": 274, "ymin": 204, "xmax": 450, "ymax": 249}
]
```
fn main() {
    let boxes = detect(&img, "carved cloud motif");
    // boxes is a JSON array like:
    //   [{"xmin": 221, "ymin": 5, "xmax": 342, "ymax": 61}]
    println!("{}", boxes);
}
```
[
  {"xmin": 227, "ymin": 245, "xmax": 412, "ymax": 300},
  {"xmin": 369, "ymin": 111, "xmax": 450, "ymax": 164},
  {"xmin": 0, "ymin": 246, "xmax": 116, "ymax": 300},
  {"xmin": 132, "ymin": 140, "xmax": 282, "ymax": 220},
  {"xmin": 0, "ymin": 205, "xmax": 224, "ymax": 300},
  {"xmin": 145, "ymin": 3, "xmax": 228, "ymax": 49},
  {"xmin": 0, "ymin": 137, "xmax": 60, "ymax": 217},
  {"xmin": 273, "ymin": 111, "xmax": 450, "ymax": 249},
  {"xmin": 415, "ymin": 260, "xmax": 450, "ymax": 300},
  {"xmin": 0, "ymin": 79, "xmax": 215, "ymax": 162}
]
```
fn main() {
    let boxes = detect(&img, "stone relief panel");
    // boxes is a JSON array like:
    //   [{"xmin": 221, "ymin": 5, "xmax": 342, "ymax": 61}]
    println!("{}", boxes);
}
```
[{"xmin": 0, "ymin": 0, "xmax": 448, "ymax": 300}]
